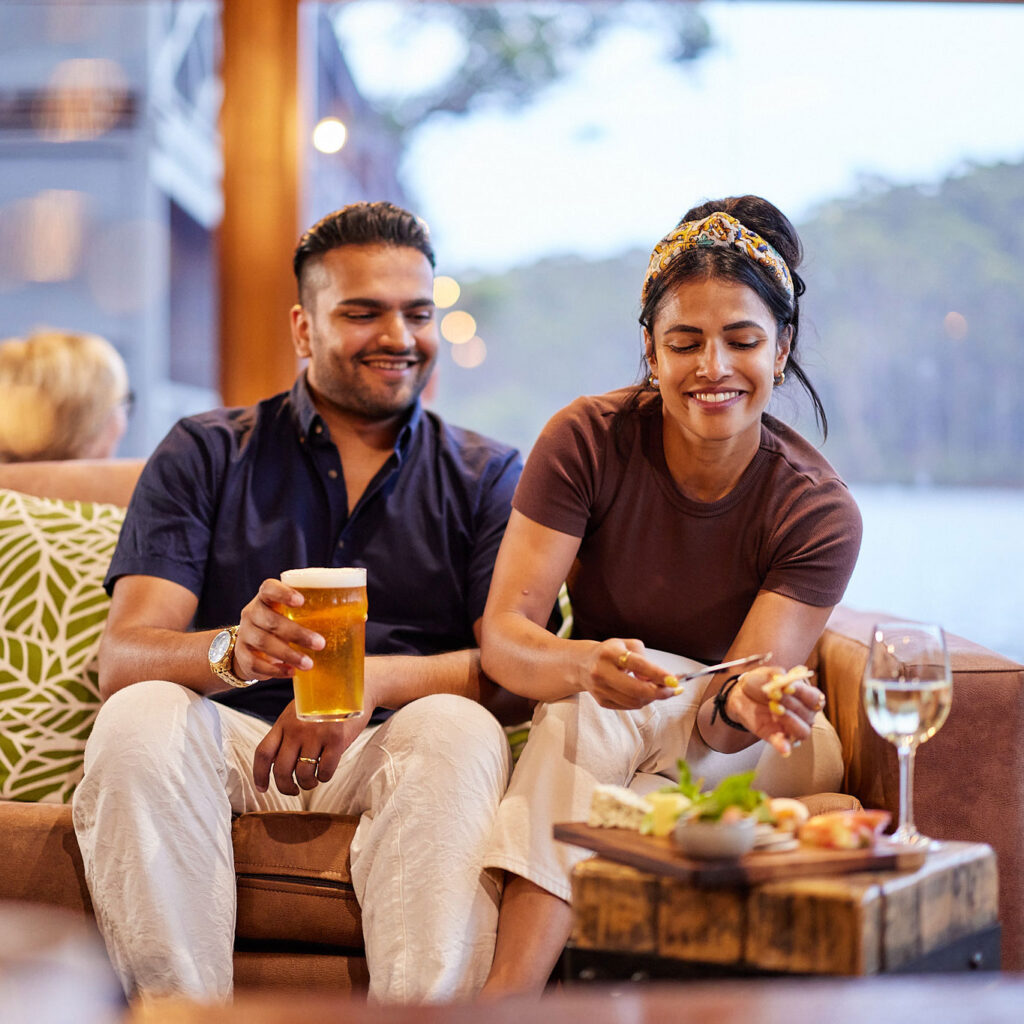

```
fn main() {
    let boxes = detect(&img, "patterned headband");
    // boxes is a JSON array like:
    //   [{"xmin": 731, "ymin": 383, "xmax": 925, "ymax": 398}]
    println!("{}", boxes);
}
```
[{"xmin": 642, "ymin": 211, "xmax": 794, "ymax": 305}]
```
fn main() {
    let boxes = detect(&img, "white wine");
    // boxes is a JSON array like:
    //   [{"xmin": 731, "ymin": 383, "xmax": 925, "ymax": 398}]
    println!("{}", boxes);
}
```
[
  {"xmin": 864, "ymin": 678, "xmax": 952, "ymax": 746},
  {"xmin": 863, "ymin": 622, "xmax": 951, "ymax": 849}
]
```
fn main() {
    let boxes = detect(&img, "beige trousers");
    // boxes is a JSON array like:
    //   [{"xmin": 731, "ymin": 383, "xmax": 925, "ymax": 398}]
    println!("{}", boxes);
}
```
[{"xmin": 72, "ymin": 683, "xmax": 511, "ymax": 1004}]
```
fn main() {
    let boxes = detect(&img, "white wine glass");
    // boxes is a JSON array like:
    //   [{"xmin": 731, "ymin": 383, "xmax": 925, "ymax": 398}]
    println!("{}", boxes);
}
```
[{"xmin": 862, "ymin": 621, "xmax": 952, "ymax": 849}]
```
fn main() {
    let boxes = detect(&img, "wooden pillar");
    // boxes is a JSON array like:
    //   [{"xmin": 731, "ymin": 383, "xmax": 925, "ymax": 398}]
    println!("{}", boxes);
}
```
[{"xmin": 219, "ymin": 0, "xmax": 300, "ymax": 406}]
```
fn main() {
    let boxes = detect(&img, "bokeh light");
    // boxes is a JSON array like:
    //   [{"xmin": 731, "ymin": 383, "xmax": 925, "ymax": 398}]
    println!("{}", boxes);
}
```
[
  {"xmin": 312, "ymin": 117, "xmax": 348, "ymax": 154},
  {"xmin": 451, "ymin": 336, "xmax": 486, "ymax": 369},
  {"xmin": 38, "ymin": 58, "xmax": 129, "ymax": 141},
  {"xmin": 433, "ymin": 275, "xmax": 461, "ymax": 309},
  {"xmin": 441, "ymin": 310, "xmax": 477, "ymax": 345},
  {"xmin": 943, "ymin": 311, "xmax": 968, "ymax": 341},
  {"xmin": 13, "ymin": 190, "xmax": 88, "ymax": 283}
]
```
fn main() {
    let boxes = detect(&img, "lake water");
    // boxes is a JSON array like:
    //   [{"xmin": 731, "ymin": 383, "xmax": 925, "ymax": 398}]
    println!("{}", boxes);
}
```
[{"xmin": 844, "ymin": 486, "xmax": 1024, "ymax": 664}]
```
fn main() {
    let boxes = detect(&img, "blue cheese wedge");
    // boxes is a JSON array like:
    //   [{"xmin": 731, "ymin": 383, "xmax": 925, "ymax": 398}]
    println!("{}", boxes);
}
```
[{"xmin": 588, "ymin": 784, "xmax": 652, "ymax": 830}]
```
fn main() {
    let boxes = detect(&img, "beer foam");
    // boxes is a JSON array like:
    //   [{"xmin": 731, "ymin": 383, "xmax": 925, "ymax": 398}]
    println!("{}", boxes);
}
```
[{"xmin": 281, "ymin": 567, "xmax": 366, "ymax": 588}]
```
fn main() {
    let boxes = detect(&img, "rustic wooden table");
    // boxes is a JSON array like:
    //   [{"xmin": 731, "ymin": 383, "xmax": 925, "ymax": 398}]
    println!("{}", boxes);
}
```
[{"xmin": 566, "ymin": 840, "xmax": 1000, "ymax": 980}]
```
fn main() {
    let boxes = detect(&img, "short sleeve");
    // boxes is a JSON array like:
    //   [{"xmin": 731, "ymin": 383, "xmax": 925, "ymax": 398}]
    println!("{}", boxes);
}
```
[
  {"xmin": 761, "ymin": 480, "xmax": 863, "ymax": 607},
  {"xmin": 512, "ymin": 398, "xmax": 607, "ymax": 538},
  {"xmin": 105, "ymin": 420, "xmax": 225, "ymax": 597},
  {"xmin": 463, "ymin": 450, "xmax": 523, "ymax": 624}
]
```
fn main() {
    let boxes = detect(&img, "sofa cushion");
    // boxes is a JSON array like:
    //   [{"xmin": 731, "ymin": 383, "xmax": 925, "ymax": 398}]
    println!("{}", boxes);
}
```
[
  {"xmin": 233, "ymin": 811, "xmax": 363, "ymax": 951},
  {"xmin": 0, "ymin": 489, "xmax": 124, "ymax": 802}
]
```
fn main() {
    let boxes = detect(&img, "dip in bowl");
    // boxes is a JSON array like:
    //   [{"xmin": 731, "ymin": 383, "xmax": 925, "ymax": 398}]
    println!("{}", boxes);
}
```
[{"xmin": 673, "ymin": 816, "xmax": 757, "ymax": 860}]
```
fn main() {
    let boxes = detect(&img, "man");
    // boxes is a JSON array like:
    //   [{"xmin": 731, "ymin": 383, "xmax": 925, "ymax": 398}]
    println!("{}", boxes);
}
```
[{"xmin": 72, "ymin": 202, "xmax": 524, "ymax": 1003}]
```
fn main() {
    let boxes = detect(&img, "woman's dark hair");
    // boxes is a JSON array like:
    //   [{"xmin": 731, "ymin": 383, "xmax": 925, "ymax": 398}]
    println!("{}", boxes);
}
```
[
  {"xmin": 292, "ymin": 201, "xmax": 436, "ymax": 304},
  {"xmin": 634, "ymin": 194, "xmax": 827, "ymax": 439}
]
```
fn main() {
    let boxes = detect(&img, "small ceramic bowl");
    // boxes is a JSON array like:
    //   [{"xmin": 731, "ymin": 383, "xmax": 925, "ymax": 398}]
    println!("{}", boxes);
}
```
[{"xmin": 672, "ymin": 816, "xmax": 757, "ymax": 860}]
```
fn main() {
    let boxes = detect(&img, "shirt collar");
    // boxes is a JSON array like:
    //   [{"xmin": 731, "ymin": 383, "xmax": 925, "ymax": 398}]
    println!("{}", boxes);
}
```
[
  {"xmin": 395, "ymin": 400, "xmax": 422, "ymax": 460},
  {"xmin": 290, "ymin": 372, "xmax": 321, "ymax": 437},
  {"xmin": 289, "ymin": 371, "xmax": 423, "ymax": 457}
]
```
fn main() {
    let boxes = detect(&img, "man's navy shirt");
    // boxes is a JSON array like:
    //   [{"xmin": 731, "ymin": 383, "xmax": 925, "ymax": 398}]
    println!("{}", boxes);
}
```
[{"xmin": 106, "ymin": 374, "xmax": 523, "ymax": 722}]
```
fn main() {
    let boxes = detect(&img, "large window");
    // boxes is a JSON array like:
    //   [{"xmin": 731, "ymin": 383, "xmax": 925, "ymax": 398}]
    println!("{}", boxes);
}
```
[
  {"xmin": 306, "ymin": 1, "xmax": 1024, "ymax": 660},
  {"xmin": 2, "ymin": 2, "xmax": 1020, "ymax": 661},
  {"xmin": 0, "ymin": 1, "xmax": 222, "ymax": 456}
]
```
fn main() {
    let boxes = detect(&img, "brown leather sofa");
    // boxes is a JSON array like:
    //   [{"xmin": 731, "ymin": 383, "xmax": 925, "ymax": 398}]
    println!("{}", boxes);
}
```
[
  {"xmin": 1, "ymin": 459, "xmax": 1022, "ymax": 990},
  {"xmin": 0, "ymin": 460, "xmax": 367, "ymax": 993}
]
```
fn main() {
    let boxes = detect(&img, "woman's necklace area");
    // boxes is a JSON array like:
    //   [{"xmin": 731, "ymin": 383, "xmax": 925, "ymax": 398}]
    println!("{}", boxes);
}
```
[{"xmin": 661, "ymin": 421, "xmax": 760, "ymax": 504}]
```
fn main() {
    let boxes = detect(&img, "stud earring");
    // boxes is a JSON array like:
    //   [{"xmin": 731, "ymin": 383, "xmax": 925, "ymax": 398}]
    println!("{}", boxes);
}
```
[
  {"xmin": 774, "ymin": 370, "xmax": 786, "ymax": 386},
  {"xmin": 647, "ymin": 372, "xmax": 659, "ymax": 389}
]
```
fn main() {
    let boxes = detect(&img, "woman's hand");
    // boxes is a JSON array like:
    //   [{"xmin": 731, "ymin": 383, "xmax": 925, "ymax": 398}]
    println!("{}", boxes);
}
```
[
  {"xmin": 727, "ymin": 665, "xmax": 825, "ymax": 756},
  {"xmin": 578, "ymin": 639, "xmax": 679, "ymax": 711}
]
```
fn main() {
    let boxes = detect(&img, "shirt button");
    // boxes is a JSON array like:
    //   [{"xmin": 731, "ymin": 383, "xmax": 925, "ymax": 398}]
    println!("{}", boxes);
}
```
[
  {"xmin": 328, "ymin": 469, "xmax": 338, "ymax": 479},
  {"xmin": 315, "ymin": 424, "xmax": 323, "ymax": 434},
  {"xmin": 337, "ymin": 540, "xmax": 344, "ymax": 550}
]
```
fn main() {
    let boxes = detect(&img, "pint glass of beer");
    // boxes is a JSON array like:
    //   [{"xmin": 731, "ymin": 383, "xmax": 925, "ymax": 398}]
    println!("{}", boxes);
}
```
[{"xmin": 280, "ymin": 567, "xmax": 367, "ymax": 721}]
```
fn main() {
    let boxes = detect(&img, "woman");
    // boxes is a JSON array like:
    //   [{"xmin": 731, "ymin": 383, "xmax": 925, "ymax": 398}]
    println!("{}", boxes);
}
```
[
  {"xmin": 0, "ymin": 329, "xmax": 131, "ymax": 462},
  {"xmin": 477, "ymin": 195, "xmax": 862, "ymax": 994}
]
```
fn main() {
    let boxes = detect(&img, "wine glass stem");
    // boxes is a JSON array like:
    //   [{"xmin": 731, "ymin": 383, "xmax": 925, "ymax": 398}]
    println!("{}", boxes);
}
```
[{"xmin": 897, "ymin": 743, "xmax": 917, "ymax": 837}]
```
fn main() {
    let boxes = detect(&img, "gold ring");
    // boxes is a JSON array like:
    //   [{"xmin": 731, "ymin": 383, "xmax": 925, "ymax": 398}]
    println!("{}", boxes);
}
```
[
  {"xmin": 617, "ymin": 651, "xmax": 630, "ymax": 670},
  {"xmin": 297, "ymin": 756, "xmax": 319, "ymax": 765}
]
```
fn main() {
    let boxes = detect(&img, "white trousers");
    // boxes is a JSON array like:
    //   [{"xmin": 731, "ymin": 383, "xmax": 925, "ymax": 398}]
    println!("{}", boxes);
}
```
[
  {"xmin": 484, "ymin": 688, "xmax": 843, "ymax": 901},
  {"xmin": 72, "ymin": 682, "xmax": 511, "ymax": 1004}
]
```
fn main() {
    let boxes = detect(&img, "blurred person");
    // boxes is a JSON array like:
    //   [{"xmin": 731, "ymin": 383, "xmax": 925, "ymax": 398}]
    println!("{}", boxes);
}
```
[
  {"xmin": 72, "ymin": 202, "xmax": 525, "ymax": 1004},
  {"xmin": 478, "ymin": 195, "xmax": 863, "ymax": 995},
  {"xmin": 0, "ymin": 329, "xmax": 131, "ymax": 462}
]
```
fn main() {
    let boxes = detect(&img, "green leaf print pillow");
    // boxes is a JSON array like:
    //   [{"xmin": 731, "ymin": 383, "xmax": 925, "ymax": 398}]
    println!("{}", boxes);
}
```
[{"xmin": 0, "ymin": 489, "xmax": 124, "ymax": 802}]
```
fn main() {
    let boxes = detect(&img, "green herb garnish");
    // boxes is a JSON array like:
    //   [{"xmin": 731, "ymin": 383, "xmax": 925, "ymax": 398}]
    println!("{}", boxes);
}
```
[
  {"xmin": 656, "ymin": 759, "xmax": 768, "ymax": 822},
  {"xmin": 657, "ymin": 758, "xmax": 704, "ymax": 800},
  {"xmin": 689, "ymin": 770, "xmax": 767, "ymax": 821}
]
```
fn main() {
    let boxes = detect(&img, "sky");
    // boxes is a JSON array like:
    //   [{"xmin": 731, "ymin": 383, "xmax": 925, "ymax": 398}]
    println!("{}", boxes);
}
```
[{"xmin": 335, "ymin": 1, "xmax": 1024, "ymax": 274}]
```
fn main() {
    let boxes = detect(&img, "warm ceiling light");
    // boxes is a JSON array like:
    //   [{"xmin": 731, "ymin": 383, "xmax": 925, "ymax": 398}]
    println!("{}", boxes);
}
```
[
  {"xmin": 433, "ymin": 275, "xmax": 460, "ymax": 309},
  {"xmin": 313, "ymin": 117, "xmax": 347, "ymax": 154},
  {"xmin": 943, "ymin": 311, "xmax": 968, "ymax": 341},
  {"xmin": 441, "ymin": 310, "xmax": 477, "ymax": 345},
  {"xmin": 39, "ymin": 58, "xmax": 128, "ymax": 141}
]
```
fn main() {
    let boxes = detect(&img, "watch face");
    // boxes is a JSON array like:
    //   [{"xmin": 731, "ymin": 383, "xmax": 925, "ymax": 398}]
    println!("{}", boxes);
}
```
[{"xmin": 209, "ymin": 629, "xmax": 232, "ymax": 663}]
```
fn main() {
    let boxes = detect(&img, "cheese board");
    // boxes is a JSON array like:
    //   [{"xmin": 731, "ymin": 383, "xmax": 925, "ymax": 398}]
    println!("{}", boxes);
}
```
[{"xmin": 554, "ymin": 821, "xmax": 927, "ymax": 886}]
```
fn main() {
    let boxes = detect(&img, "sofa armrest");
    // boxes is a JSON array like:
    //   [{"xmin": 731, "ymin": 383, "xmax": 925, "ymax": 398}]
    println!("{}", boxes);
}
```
[
  {"xmin": 814, "ymin": 605, "xmax": 1024, "ymax": 969},
  {"xmin": 0, "ymin": 459, "xmax": 144, "ymax": 507},
  {"xmin": 0, "ymin": 802, "xmax": 92, "ymax": 913}
]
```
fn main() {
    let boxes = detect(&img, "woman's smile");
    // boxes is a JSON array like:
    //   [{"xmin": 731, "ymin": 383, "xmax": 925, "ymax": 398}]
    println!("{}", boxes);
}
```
[{"xmin": 687, "ymin": 388, "xmax": 746, "ymax": 408}]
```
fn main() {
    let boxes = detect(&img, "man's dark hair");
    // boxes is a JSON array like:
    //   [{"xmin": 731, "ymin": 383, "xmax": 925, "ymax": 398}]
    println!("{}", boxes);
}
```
[{"xmin": 293, "ymin": 201, "xmax": 435, "ymax": 304}]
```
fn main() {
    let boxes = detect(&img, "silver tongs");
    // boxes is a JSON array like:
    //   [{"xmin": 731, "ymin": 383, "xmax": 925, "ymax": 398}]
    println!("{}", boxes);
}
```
[{"xmin": 678, "ymin": 652, "xmax": 773, "ymax": 683}]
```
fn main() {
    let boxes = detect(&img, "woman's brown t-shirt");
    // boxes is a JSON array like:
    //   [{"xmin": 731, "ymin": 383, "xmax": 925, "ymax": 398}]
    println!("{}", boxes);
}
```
[{"xmin": 513, "ymin": 389, "xmax": 862, "ymax": 662}]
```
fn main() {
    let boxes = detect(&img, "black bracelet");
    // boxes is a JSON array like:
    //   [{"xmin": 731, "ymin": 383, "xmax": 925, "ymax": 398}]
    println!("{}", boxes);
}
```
[{"xmin": 710, "ymin": 673, "xmax": 750, "ymax": 733}]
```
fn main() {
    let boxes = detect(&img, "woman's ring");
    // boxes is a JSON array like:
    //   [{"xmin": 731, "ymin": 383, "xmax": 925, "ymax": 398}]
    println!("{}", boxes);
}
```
[
  {"xmin": 617, "ymin": 651, "xmax": 630, "ymax": 670},
  {"xmin": 297, "ymin": 755, "xmax": 319, "ymax": 765}
]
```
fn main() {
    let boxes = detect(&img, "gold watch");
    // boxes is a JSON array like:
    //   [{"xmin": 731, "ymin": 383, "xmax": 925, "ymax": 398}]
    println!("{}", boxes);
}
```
[{"xmin": 208, "ymin": 626, "xmax": 257, "ymax": 689}]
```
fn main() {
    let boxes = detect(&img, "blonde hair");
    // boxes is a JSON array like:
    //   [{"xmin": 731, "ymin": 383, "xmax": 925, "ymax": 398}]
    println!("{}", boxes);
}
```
[{"xmin": 0, "ymin": 330, "xmax": 130, "ymax": 462}]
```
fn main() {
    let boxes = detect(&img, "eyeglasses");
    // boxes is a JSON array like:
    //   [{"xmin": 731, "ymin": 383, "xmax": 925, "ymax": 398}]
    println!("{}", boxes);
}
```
[{"xmin": 117, "ymin": 390, "xmax": 136, "ymax": 417}]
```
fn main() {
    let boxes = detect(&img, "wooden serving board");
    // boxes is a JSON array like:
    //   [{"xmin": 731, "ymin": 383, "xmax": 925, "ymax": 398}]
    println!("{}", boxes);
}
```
[{"xmin": 554, "ymin": 822, "xmax": 927, "ymax": 886}]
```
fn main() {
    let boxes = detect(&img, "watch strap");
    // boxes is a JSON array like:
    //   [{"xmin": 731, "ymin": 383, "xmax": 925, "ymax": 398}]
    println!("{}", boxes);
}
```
[{"xmin": 210, "ymin": 626, "xmax": 257, "ymax": 689}]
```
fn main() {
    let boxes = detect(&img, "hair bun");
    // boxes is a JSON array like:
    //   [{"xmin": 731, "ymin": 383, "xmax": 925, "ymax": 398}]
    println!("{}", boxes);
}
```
[{"xmin": 680, "ymin": 195, "xmax": 802, "ymax": 272}]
